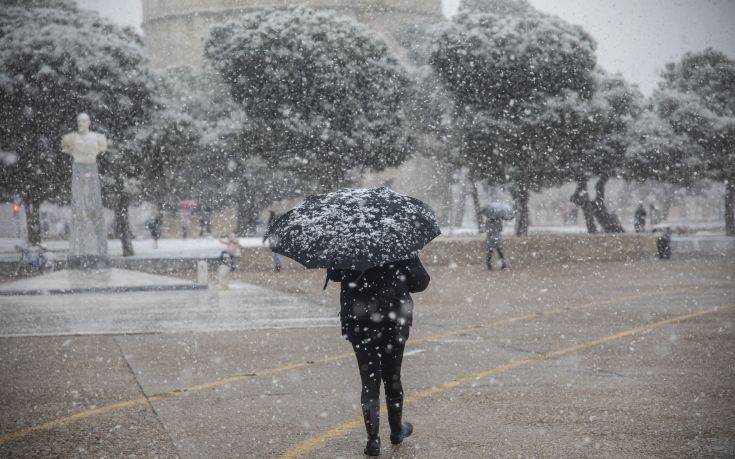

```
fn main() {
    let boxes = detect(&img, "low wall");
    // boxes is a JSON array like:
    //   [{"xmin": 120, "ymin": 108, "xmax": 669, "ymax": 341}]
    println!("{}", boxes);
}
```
[
  {"xmin": 670, "ymin": 236, "xmax": 735, "ymax": 256},
  {"xmin": 0, "ymin": 234, "xmax": 662, "ymax": 276},
  {"xmin": 204, "ymin": 233, "xmax": 659, "ymax": 271},
  {"xmin": 420, "ymin": 233, "xmax": 658, "ymax": 266}
]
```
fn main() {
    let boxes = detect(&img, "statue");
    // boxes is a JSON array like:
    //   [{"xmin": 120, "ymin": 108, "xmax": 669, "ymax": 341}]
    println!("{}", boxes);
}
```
[{"xmin": 61, "ymin": 113, "xmax": 110, "ymax": 269}]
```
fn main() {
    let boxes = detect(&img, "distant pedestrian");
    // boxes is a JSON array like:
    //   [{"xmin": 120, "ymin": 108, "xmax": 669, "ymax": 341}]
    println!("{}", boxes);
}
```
[
  {"xmin": 480, "ymin": 203, "xmax": 512, "ymax": 271},
  {"xmin": 264, "ymin": 211, "xmax": 282, "ymax": 272},
  {"xmin": 568, "ymin": 206, "xmax": 578, "ymax": 225},
  {"xmin": 178, "ymin": 199, "xmax": 197, "ymax": 239},
  {"xmin": 484, "ymin": 213, "xmax": 508, "ymax": 270},
  {"xmin": 219, "ymin": 233, "xmax": 242, "ymax": 271},
  {"xmin": 146, "ymin": 213, "xmax": 162, "ymax": 249},
  {"xmin": 634, "ymin": 203, "xmax": 647, "ymax": 232},
  {"xmin": 327, "ymin": 258, "xmax": 429, "ymax": 456},
  {"xmin": 655, "ymin": 227, "xmax": 672, "ymax": 259},
  {"xmin": 180, "ymin": 210, "xmax": 190, "ymax": 239},
  {"xmin": 198, "ymin": 203, "xmax": 212, "ymax": 237}
]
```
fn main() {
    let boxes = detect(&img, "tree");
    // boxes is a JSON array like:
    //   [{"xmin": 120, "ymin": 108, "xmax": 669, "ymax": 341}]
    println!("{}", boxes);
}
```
[
  {"xmin": 532, "ymin": 89, "xmax": 607, "ymax": 233},
  {"xmin": 562, "ymin": 72, "xmax": 643, "ymax": 233},
  {"xmin": 431, "ymin": 7, "xmax": 597, "ymax": 235},
  {"xmin": 655, "ymin": 49, "xmax": 735, "ymax": 234},
  {"xmin": 624, "ymin": 109, "xmax": 705, "ymax": 191},
  {"xmin": 0, "ymin": 2, "xmax": 155, "ymax": 248},
  {"xmin": 150, "ymin": 66, "xmax": 309, "ymax": 236},
  {"xmin": 131, "ymin": 71, "xmax": 203, "ymax": 212},
  {"xmin": 204, "ymin": 7, "xmax": 414, "ymax": 199}
]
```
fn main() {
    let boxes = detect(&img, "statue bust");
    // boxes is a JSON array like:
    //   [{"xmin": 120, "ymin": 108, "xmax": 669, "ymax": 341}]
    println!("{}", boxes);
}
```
[{"xmin": 61, "ymin": 113, "xmax": 109, "ymax": 163}]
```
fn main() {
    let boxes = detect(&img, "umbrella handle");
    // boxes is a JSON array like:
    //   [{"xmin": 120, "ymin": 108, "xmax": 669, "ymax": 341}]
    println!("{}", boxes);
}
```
[{"xmin": 322, "ymin": 272, "xmax": 330, "ymax": 290}]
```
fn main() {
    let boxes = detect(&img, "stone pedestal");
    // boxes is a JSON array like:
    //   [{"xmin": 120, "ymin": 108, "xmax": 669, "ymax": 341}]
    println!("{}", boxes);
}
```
[{"xmin": 65, "ymin": 147, "xmax": 109, "ymax": 270}]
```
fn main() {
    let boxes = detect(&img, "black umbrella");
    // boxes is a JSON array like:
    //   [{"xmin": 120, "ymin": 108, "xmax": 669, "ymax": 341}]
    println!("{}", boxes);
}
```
[
  {"xmin": 481, "ymin": 202, "xmax": 515, "ymax": 220},
  {"xmin": 265, "ymin": 187, "xmax": 441, "ymax": 271}
]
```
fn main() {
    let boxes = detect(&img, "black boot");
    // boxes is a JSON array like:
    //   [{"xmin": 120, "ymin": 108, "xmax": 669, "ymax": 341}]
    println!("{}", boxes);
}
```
[
  {"xmin": 361, "ymin": 399, "xmax": 380, "ymax": 456},
  {"xmin": 387, "ymin": 399, "xmax": 413, "ymax": 445}
]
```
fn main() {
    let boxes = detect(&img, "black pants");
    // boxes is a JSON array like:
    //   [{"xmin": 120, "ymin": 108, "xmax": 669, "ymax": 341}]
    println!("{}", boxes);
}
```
[
  {"xmin": 486, "ymin": 246, "xmax": 506, "ymax": 269},
  {"xmin": 350, "ymin": 325, "xmax": 409, "ymax": 410}
]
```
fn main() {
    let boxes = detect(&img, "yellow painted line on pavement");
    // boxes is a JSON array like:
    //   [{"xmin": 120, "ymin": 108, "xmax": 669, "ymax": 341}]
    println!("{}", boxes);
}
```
[
  {"xmin": 277, "ymin": 306, "xmax": 732, "ymax": 459},
  {"xmin": 0, "ymin": 398, "xmax": 150, "ymax": 446},
  {"xmin": 0, "ymin": 286, "xmax": 725, "ymax": 447}
]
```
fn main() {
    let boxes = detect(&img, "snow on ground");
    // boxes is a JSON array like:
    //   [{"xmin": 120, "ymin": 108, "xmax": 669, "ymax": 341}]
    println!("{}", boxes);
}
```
[
  {"xmin": 0, "ymin": 236, "xmax": 265, "ymax": 260},
  {"xmin": 0, "ymin": 221, "xmax": 728, "ymax": 262}
]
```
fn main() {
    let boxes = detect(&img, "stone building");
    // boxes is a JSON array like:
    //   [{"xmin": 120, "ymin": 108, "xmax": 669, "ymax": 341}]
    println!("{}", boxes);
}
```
[
  {"xmin": 142, "ymin": 0, "xmax": 443, "ymax": 69},
  {"xmin": 141, "ymin": 0, "xmax": 454, "ymax": 225}
]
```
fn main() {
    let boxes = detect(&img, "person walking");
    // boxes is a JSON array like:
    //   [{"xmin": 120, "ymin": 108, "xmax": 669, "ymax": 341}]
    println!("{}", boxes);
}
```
[
  {"xmin": 634, "ymin": 203, "xmax": 647, "ymax": 232},
  {"xmin": 481, "ymin": 203, "xmax": 512, "ymax": 271},
  {"xmin": 218, "ymin": 233, "xmax": 242, "ymax": 271},
  {"xmin": 198, "ymin": 203, "xmax": 212, "ymax": 237},
  {"xmin": 264, "ymin": 188, "xmax": 440, "ymax": 456},
  {"xmin": 655, "ymin": 227, "xmax": 672, "ymax": 259},
  {"xmin": 146, "ymin": 213, "xmax": 162, "ymax": 249},
  {"xmin": 484, "ymin": 214, "xmax": 508, "ymax": 270},
  {"xmin": 326, "ymin": 257, "xmax": 430, "ymax": 456}
]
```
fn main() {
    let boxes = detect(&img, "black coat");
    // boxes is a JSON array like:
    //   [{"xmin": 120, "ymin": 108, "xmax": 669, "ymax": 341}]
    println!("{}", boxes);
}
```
[{"xmin": 327, "ymin": 257, "xmax": 430, "ymax": 339}]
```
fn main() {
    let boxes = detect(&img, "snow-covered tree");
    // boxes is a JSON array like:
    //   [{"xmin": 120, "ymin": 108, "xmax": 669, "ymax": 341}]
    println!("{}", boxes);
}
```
[
  {"xmin": 528, "ymin": 89, "xmax": 608, "ymax": 233},
  {"xmin": 431, "ymin": 7, "xmax": 597, "ymax": 235},
  {"xmin": 655, "ymin": 49, "xmax": 735, "ymax": 234},
  {"xmin": 154, "ymin": 66, "xmax": 307, "ymax": 235},
  {"xmin": 204, "ymin": 7, "xmax": 414, "ymax": 193},
  {"xmin": 561, "ymin": 72, "xmax": 644, "ymax": 233},
  {"xmin": 0, "ymin": 2, "xmax": 155, "ymax": 248},
  {"xmin": 624, "ymin": 109, "xmax": 704, "ymax": 189},
  {"xmin": 132, "ymin": 110, "xmax": 201, "ymax": 211}
]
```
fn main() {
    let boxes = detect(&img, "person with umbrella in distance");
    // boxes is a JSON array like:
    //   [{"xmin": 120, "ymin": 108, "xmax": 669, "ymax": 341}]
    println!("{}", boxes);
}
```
[
  {"xmin": 265, "ymin": 187, "xmax": 439, "ymax": 456},
  {"xmin": 481, "ymin": 202, "xmax": 514, "ymax": 270},
  {"xmin": 634, "ymin": 202, "xmax": 647, "ymax": 232}
]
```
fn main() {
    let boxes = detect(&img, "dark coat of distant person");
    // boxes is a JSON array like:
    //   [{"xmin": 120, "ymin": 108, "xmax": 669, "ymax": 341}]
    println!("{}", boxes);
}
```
[
  {"xmin": 485, "ymin": 215, "xmax": 503, "ymax": 249},
  {"xmin": 327, "ymin": 257, "xmax": 430, "ymax": 341},
  {"xmin": 634, "ymin": 204, "xmax": 647, "ymax": 232}
]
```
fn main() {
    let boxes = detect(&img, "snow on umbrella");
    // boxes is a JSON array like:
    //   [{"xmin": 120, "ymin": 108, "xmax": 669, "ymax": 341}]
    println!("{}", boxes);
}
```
[
  {"xmin": 265, "ymin": 187, "xmax": 441, "ymax": 271},
  {"xmin": 482, "ymin": 202, "xmax": 515, "ymax": 220}
]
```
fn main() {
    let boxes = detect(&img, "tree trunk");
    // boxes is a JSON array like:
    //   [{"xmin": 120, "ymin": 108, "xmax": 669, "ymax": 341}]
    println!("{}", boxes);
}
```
[
  {"xmin": 469, "ymin": 180, "xmax": 483, "ymax": 233},
  {"xmin": 570, "ymin": 179, "xmax": 597, "ymax": 234},
  {"xmin": 236, "ymin": 199, "xmax": 260, "ymax": 237},
  {"xmin": 113, "ymin": 192, "xmax": 134, "ymax": 257},
  {"xmin": 452, "ymin": 172, "xmax": 468, "ymax": 228},
  {"xmin": 658, "ymin": 186, "xmax": 676, "ymax": 222},
  {"xmin": 726, "ymin": 180, "xmax": 735, "ymax": 236},
  {"xmin": 514, "ymin": 183, "xmax": 530, "ymax": 236},
  {"xmin": 593, "ymin": 175, "xmax": 624, "ymax": 233},
  {"xmin": 23, "ymin": 196, "xmax": 42, "ymax": 245},
  {"xmin": 453, "ymin": 189, "xmax": 466, "ymax": 228}
]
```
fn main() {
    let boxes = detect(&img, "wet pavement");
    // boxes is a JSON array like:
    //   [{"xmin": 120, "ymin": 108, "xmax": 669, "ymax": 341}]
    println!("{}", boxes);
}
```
[
  {"xmin": 0, "ymin": 281, "xmax": 336, "ymax": 336},
  {"xmin": 0, "ymin": 258, "xmax": 733, "ymax": 457}
]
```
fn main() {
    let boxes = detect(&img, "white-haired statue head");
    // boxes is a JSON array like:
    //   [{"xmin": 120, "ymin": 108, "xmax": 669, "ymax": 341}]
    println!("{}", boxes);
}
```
[{"xmin": 76, "ymin": 113, "xmax": 91, "ymax": 133}]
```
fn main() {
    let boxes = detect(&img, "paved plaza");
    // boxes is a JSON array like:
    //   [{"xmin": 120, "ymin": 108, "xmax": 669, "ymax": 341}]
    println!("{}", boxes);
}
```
[{"xmin": 1, "ymin": 257, "xmax": 733, "ymax": 457}]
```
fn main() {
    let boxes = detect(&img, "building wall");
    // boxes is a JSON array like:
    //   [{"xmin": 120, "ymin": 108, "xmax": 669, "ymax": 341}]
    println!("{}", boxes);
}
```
[{"xmin": 142, "ymin": 0, "xmax": 442, "ymax": 69}]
